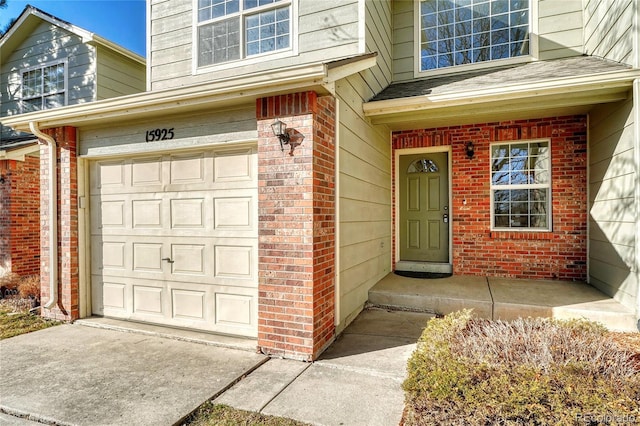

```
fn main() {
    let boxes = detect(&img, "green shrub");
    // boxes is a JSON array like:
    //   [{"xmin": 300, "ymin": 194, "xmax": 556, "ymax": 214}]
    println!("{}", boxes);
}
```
[{"xmin": 403, "ymin": 310, "xmax": 640, "ymax": 425}]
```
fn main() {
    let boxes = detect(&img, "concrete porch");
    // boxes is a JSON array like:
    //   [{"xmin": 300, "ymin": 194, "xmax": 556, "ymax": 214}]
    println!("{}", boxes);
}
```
[{"xmin": 368, "ymin": 274, "xmax": 638, "ymax": 332}]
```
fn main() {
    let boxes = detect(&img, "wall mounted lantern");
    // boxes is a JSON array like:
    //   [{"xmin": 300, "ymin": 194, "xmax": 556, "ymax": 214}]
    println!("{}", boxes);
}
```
[
  {"xmin": 271, "ymin": 119, "xmax": 290, "ymax": 151},
  {"xmin": 466, "ymin": 141, "xmax": 475, "ymax": 159}
]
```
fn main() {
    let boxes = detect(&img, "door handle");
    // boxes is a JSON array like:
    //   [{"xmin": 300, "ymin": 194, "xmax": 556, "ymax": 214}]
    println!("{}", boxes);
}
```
[
  {"xmin": 443, "ymin": 213, "xmax": 449, "ymax": 223},
  {"xmin": 161, "ymin": 257, "xmax": 174, "ymax": 264}
]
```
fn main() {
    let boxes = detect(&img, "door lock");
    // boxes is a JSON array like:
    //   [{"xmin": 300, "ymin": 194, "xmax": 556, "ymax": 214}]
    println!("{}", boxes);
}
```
[
  {"xmin": 443, "ymin": 213, "xmax": 449, "ymax": 223},
  {"xmin": 161, "ymin": 257, "xmax": 174, "ymax": 264}
]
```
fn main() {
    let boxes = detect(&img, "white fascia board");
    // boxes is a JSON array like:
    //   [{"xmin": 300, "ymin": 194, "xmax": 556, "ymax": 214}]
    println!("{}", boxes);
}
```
[
  {"xmin": 1, "ymin": 63, "xmax": 328, "ymax": 132},
  {"xmin": 364, "ymin": 69, "xmax": 640, "ymax": 117},
  {"xmin": 325, "ymin": 54, "xmax": 378, "ymax": 83},
  {"xmin": 89, "ymin": 35, "xmax": 145, "ymax": 65}
]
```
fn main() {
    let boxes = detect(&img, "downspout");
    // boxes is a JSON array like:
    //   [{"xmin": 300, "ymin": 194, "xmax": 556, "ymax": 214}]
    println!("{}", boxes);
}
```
[
  {"xmin": 633, "ymin": 79, "xmax": 640, "ymax": 331},
  {"xmin": 29, "ymin": 122, "xmax": 58, "ymax": 310}
]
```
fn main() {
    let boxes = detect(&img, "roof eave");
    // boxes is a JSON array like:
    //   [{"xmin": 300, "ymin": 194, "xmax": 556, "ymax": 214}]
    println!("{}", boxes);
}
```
[
  {"xmin": 1, "ymin": 62, "xmax": 330, "ymax": 133},
  {"xmin": 364, "ymin": 69, "xmax": 640, "ymax": 118}
]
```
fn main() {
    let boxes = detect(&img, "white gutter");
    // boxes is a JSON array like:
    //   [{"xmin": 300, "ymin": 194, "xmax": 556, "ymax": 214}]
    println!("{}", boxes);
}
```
[
  {"xmin": 634, "ymin": 78, "xmax": 640, "ymax": 330},
  {"xmin": 29, "ymin": 122, "xmax": 58, "ymax": 310},
  {"xmin": 1, "ymin": 55, "xmax": 379, "ymax": 134}
]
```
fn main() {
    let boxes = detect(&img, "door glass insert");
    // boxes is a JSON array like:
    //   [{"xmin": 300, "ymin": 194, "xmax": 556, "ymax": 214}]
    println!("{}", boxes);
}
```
[{"xmin": 407, "ymin": 158, "xmax": 439, "ymax": 173}]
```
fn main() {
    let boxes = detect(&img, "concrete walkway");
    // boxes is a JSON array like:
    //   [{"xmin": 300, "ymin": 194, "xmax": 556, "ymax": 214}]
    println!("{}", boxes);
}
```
[
  {"xmin": 215, "ymin": 309, "xmax": 432, "ymax": 426},
  {"xmin": 0, "ymin": 308, "xmax": 432, "ymax": 426}
]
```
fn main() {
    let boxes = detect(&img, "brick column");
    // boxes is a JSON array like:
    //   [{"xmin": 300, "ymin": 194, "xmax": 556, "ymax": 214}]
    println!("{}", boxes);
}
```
[
  {"xmin": 39, "ymin": 126, "xmax": 79, "ymax": 321},
  {"xmin": 256, "ymin": 91, "xmax": 336, "ymax": 361}
]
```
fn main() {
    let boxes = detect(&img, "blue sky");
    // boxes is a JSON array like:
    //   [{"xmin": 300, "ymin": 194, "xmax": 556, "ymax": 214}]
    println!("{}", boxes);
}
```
[{"xmin": 0, "ymin": 0, "xmax": 146, "ymax": 57}]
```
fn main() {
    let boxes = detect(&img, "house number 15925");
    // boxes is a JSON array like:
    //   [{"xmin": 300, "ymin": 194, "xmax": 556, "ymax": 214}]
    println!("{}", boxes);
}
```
[{"xmin": 145, "ymin": 128, "xmax": 174, "ymax": 142}]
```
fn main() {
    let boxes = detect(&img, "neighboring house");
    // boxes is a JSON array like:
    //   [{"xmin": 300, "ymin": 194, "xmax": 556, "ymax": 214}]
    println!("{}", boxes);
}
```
[
  {"xmin": 1, "ymin": 0, "xmax": 638, "ymax": 360},
  {"xmin": 0, "ymin": 6, "xmax": 145, "ymax": 278}
]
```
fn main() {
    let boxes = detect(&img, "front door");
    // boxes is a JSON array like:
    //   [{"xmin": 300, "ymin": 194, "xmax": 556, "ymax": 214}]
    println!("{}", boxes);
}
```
[{"xmin": 398, "ymin": 152, "xmax": 449, "ymax": 264}]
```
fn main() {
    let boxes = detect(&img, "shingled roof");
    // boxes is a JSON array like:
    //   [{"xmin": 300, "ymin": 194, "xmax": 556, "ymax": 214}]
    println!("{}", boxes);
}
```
[{"xmin": 371, "ymin": 56, "xmax": 632, "ymax": 102}]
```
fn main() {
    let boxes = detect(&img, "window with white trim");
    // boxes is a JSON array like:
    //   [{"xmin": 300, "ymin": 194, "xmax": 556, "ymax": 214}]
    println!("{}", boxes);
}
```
[
  {"xmin": 197, "ymin": 0, "xmax": 291, "ymax": 67},
  {"xmin": 418, "ymin": 0, "xmax": 530, "ymax": 71},
  {"xmin": 491, "ymin": 140, "xmax": 550, "ymax": 230},
  {"xmin": 21, "ymin": 62, "xmax": 66, "ymax": 113}
]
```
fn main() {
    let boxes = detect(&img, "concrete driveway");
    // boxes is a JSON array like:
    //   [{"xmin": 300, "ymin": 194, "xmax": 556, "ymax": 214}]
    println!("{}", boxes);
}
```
[{"xmin": 0, "ymin": 325, "xmax": 266, "ymax": 426}]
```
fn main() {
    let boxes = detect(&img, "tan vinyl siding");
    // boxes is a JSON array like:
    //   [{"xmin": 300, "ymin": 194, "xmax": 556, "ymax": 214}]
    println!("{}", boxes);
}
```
[
  {"xmin": 1, "ymin": 21, "xmax": 96, "ymax": 117},
  {"xmin": 95, "ymin": 47, "xmax": 146, "ymax": 100},
  {"xmin": 588, "ymin": 94, "xmax": 638, "ymax": 312},
  {"xmin": 584, "ymin": 0, "xmax": 634, "ymax": 65},
  {"xmin": 149, "ymin": 0, "xmax": 363, "ymax": 90},
  {"xmin": 391, "ymin": 0, "xmax": 414, "ymax": 82},
  {"xmin": 537, "ymin": 0, "xmax": 583, "ymax": 60},
  {"xmin": 364, "ymin": 0, "xmax": 393, "ymax": 92},
  {"xmin": 335, "ymin": 75, "xmax": 391, "ymax": 331}
]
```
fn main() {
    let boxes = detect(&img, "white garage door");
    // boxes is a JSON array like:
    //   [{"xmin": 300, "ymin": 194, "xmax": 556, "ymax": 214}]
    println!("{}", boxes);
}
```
[{"xmin": 90, "ymin": 147, "xmax": 258, "ymax": 337}]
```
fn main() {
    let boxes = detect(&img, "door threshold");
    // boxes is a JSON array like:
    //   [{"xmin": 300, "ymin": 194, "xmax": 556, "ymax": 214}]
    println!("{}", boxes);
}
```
[{"xmin": 395, "ymin": 261, "xmax": 452, "ymax": 274}]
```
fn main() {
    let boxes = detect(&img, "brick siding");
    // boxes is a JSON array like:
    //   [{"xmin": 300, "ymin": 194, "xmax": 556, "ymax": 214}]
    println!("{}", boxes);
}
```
[
  {"xmin": 392, "ymin": 116, "xmax": 587, "ymax": 280},
  {"xmin": 39, "ymin": 127, "xmax": 79, "ymax": 321},
  {"xmin": 0, "ymin": 155, "xmax": 40, "ymax": 277},
  {"xmin": 256, "ymin": 91, "xmax": 336, "ymax": 361}
]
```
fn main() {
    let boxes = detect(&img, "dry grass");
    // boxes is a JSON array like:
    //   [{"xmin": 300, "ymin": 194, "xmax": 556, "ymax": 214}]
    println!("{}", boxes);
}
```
[
  {"xmin": 403, "ymin": 310, "xmax": 640, "ymax": 425},
  {"xmin": 184, "ymin": 402, "xmax": 310, "ymax": 426},
  {"xmin": 0, "ymin": 301, "xmax": 59, "ymax": 340}
]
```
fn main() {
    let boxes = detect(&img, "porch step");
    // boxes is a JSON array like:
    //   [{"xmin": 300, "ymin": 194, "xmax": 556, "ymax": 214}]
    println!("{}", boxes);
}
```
[{"xmin": 368, "ymin": 273, "xmax": 638, "ymax": 332}]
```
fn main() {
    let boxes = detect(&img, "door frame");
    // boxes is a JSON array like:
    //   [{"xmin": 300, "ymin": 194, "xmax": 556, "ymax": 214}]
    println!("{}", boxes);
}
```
[{"xmin": 394, "ymin": 146, "xmax": 453, "ymax": 271}]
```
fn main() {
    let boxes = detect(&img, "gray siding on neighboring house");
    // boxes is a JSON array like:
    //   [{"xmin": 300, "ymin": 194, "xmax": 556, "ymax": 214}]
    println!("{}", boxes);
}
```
[
  {"xmin": 96, "ymin": 47, "xmax": 146, "ymax": 100},
  {"xmin": 584, "ymin": 0, "xmax": 635, "ymax": 65},
  {"xmin": 392, "ymin": 0, "xmax": 585, "ymax": 82},
  {"xmin": 335, "ymin": 74, "xmax": 391, "ymax": 331},
  {"xmin": 588, "ymin": 94, "xmax": 637, "ymax": 312},
  {"xmin": 149, "ymin": 0, "xmax": 363, "ymax": 90},
  {"xmin": 1, "ymin": 21, "xmax": 96, "ymax": 118}
]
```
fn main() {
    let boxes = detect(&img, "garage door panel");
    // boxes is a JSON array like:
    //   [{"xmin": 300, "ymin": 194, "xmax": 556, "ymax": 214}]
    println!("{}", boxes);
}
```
[
  {"xmin": 132, "ymin": 199, "xmax": 163, "ymax": 228},
  {"xmin": 215, "ymin": 293, "xmax": 253, "ymax": 327},
  {"xmin": 214, "ymin": 148, "xmax": 253, "ymax": 183},
  {"xmin": 132, "ymin": 157, "xmax": 163, "ymax": 187},
  {"xmin": 171, "ymin": 244, "xmax": 206, "ymax": 275},
  {"xmin": 170, "ymin": 152, "xmax": 207, "ymax": 184},
  {"xmin": 90, "ymin": 146, "xmax": 258, "ymax": 337},
  {"xmin": 92, "ymin": 199, "xmax": 126, "ymax": 230},
  {"xmin": 92, "ymin": 160, "xmax": 126, "ymax": 191},
  {"xmin": 170, "ymin": 198, "xmax": 206, "ymax": 228},
  {"xmin": 172, "ymin": 289, "xmax": 206, "ymax": 321},
  {"xmin": 132, "ymin": 243, "xmax": 164, "ymax": 272}
]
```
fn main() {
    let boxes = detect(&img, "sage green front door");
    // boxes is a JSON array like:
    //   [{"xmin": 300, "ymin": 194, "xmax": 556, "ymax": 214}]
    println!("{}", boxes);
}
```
[{"xmin": 399, "ymin": 152, "xmax": 449, "ymax": 263}]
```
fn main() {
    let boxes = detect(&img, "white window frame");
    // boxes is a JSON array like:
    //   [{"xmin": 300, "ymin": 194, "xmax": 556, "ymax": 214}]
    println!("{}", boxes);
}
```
[
  {"xmin": 413, "ymin": 0, "xmax": 538, "ymax": 78},
  {"xmin": 20, "ymin": 59, "xmax": 68, "ymax": 113},
  {"xmin": 490, "ymin": 138, "xmax": 552, "ymax": 232},
  {"xmin": 193, "ymin": 0, "xmax": 297, "ymax": 74}
]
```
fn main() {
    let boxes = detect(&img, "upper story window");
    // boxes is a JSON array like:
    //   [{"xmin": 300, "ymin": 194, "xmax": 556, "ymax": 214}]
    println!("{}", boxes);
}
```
[
  {"xmin": 21, "ymin": 62, "xmax": 66, "ymax": 113},
  {"xmin": 418, "ymin": 0, "xmax": 530, "ymax": 72},
  {"xmin": 490, "ymin": 140, "xmax": 550, "ymax": 231},
  {"xmin": 197, "ymin": 0, "xmax": 291, "ymax": 67}
]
